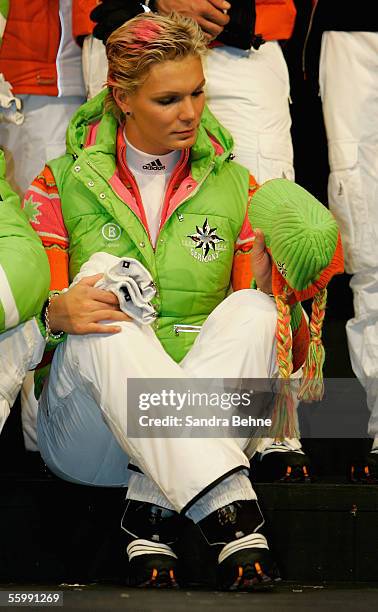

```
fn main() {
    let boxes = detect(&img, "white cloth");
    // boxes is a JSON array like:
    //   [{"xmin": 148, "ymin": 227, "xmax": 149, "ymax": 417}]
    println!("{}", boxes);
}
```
[
  {"xmin": 74, "ymin": 252, "xmax": 157, "ymax": 325},
  {"xmin": 204, "ymin": 42, "xmax": 294, "ymax": 182},
  {"xmin": 37, "ymin": 289, "xmax": 278, "ymax": 511},
  {"xmin": 0, "ymin": 94, "xmax": 85, "ymax": 197},
  {"xmin": 56, "ymin": 0, "xmax": 86, "ymax": 98},
  {"xmin": 81, "ymin": 37, "xmax": 294, "ymax": 183},
  {"xmin": 319, "ymin": 31, "xmax": 378, "ymax": 437},
  {"xmin": 81, "ymin": 35, "xmax": 107, "ymax": 100},
  {"xmin": 0, "ymin": 318, "xmax": 45, "ymax": 434}
]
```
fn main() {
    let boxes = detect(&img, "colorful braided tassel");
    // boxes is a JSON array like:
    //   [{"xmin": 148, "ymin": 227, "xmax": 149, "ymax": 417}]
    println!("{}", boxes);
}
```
[
  {"xmin": 270, "ymin": 286, "xmax": 300, "ymax": 440},
  {"xmin": 298, "ymin": 288, "xmax": 327, "ymax": 402}
]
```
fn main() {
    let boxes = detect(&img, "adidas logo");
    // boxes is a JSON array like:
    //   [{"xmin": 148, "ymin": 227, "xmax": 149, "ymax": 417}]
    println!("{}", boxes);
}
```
[{"xmin": 142, "ymin": 159, "xmax": 166, "ymax": 171}]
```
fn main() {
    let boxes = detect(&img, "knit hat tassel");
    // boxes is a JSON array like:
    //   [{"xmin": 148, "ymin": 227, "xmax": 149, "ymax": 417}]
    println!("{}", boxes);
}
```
[
  {"xmin": 297, "ymin": 288, "xmax": 327, "ymax": 402},
  {"xmin": 271, "ymin": 379, "xmax": 300, "ymax": 440},
  {"xmin": 270, "ymin": 287, "xmax": 300, "ymax": 440}
]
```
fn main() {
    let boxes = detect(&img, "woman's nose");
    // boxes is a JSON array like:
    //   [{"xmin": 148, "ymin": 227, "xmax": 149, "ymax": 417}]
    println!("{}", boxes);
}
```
[{"xmin": 179, "ymin": 97, "xmax": 196, "ymax": 122}]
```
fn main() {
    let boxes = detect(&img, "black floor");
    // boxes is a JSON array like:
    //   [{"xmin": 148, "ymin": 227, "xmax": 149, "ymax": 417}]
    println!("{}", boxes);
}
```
[{"xmin": 1, "ymin": 583, "xmax": 378, "ymax": 611}]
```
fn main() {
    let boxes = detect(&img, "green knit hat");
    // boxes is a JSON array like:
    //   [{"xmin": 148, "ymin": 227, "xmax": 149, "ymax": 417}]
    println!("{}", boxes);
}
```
[{"xmin": 249, "ymin": 178, "xmax": 344, "ymax": 301}]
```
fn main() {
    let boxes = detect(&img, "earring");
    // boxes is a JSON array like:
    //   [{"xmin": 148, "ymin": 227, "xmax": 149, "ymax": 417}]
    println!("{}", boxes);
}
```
[{"xmin": 126, "ymin": 111, "xmax": 132, "ymax": 117}]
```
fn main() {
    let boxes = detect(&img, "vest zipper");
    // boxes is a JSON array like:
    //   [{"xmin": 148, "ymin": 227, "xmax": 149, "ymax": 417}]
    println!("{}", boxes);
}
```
[
  {"xmin": 302, "ymin": 0, "xmax": 318, "ymax": 80},
  {"xmin": 172, "ymin": 161, "xmax": 216, "ymax": 212},
  {"xmin": 173, "ymin": 324, "xmax": 202, "ymax": 336},
  {"xmin": 56, "ymin": 7, "xmax": 64, "ymax": 97}
]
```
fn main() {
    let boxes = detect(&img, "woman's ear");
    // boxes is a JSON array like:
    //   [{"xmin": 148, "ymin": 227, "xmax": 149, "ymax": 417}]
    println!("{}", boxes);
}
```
[{"xmin": 113, "ymin": 88, "xmax": 132, "ymax": 115}]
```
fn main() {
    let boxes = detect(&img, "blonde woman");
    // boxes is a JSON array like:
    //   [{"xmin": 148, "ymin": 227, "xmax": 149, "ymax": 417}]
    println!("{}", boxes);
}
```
[{"xmin": 24, "ymin": 13, "xmax": 309, "ymax": 589}]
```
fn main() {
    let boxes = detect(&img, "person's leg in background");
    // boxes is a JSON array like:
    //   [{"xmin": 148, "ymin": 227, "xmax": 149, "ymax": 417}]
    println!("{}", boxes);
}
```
[
  {"xmin": 204, "ymin": 41, "xmax": 294, "ymax": 183},
  {"xmin": 0, "ymin": 95, "xmax": 85, "ymax": 198},
  {"xmin": 0, "ymin": 320, "xmax": 45, "ymax": 435},
  {"xmin": 319, "ymin": 31, "xmax": 378, "ymax": 479}
]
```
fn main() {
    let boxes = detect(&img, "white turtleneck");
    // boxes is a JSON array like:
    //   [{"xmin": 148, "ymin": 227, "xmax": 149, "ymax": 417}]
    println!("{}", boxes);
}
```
[{"xmin": 125, "ymin": 135, "xmax": 181, "ymax": 247}]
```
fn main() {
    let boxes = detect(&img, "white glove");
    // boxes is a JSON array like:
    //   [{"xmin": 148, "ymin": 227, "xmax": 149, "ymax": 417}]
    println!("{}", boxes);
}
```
[
  {"xmin": 96, "ymin": 257, "xmax": 157, "ymax": 325},
  {"xmin": 73, "ymin": 252, "xmax": 157, "ymax": 325}
]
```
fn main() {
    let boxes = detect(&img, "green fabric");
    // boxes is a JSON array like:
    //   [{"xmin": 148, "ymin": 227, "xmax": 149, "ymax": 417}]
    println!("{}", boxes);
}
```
[
  {"xmin": 290, "ymin": 301, "xmax": 303, "ymax": 331},
  {"xmin": 0, "ymin": 0, "xmax": 9, "ymax": 46},
  {"xmin": 48, "ymin": 91, "xmax": 250, "ymax": 362},
  {"xmin": 0, "ymin": 150, "xmax": 50, "ymax": 333},
  {"xmin": 248, "ymin": 178, "xmax": 339, "ymax": 291}
]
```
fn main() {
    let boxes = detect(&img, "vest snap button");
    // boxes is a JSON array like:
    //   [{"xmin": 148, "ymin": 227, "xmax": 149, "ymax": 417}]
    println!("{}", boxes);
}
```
[
  {"xmin": 74, "ymin": 165, "xmax": 81, "ymax": 172},
  {"xmin": 139, "ymin": 241, "xmax": 145, "ymax": 248},
  {"xmin": 99, "ymin": 193, "xmax": 106, "ymax": 199},
  {"xmin": 88, "ymin": 180, "xmax": 95, "ymax": 187}
]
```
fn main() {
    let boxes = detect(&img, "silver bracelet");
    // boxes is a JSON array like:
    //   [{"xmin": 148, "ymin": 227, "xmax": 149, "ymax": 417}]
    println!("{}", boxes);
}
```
[
  {"xmin": 256, "ymin": 287, "xmax": 275, "ymax": 300},
  {"xmin": 44, "ymin": 293, "xmax": 64, "ymax": 341}
]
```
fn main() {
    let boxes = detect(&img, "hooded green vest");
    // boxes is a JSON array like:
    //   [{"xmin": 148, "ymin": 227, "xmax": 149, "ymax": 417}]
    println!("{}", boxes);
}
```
[{"xmin": 48, "ymin": 91, "xmax": 251, "ymax": 361}]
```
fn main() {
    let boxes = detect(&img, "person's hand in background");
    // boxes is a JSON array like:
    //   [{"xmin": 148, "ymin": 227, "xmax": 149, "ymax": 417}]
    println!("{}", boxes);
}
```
[{"xmin": 156, "ymin": 0, "xmax": 230, "ymax": 40}]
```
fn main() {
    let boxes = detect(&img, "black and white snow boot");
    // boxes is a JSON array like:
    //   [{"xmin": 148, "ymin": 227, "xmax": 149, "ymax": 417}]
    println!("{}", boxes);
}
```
[
  {"xmin": 350, "ymin": 448, "xmax": 378, "ymax": 484},
  {"xmin": 121, "ymin": 500, "xmax": 182, "ymax": 588},
  {"xmin": 198, "ymin": 499, "xmax": 280, "ymax": 591},
  {"xmin": 255, "ymin": 439, "xmax": 311, "ymax": 482}
]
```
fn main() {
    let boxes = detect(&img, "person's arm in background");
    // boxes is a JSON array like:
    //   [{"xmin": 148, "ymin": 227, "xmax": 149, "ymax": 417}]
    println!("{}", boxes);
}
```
[
  {"xmin": 155, "ymin": 0, "xmax": 230, "ymax": 40},
  {"xmin": 0, "ymin": 150, "xmax": 50, "ymax": 334},
  {"xmin": 87, "ymin": 0, "xmax": 230, "ymax": 43}
]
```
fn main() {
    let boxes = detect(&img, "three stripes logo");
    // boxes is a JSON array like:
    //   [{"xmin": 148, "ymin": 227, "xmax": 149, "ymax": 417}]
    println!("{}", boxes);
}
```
[{"xmin": 142, "ymin": 159, "xmax": 166, "ymax": 171}]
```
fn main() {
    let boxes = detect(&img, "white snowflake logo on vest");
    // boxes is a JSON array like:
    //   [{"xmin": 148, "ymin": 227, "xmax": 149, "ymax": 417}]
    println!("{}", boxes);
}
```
[{"xmin": 187, "ymin": 218, "xmax": 224, "ymax": 258}]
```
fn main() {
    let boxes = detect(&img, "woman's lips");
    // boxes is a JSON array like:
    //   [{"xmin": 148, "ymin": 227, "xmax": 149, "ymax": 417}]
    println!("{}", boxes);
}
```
[{"xmin": 173, "ymin": 128, "xmax": 195, "ymax": 136}]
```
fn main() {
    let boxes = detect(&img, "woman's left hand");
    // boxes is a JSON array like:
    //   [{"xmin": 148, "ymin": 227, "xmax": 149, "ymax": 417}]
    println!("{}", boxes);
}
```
[{"xmin": 251, "ymin": 228, "xmax": 273, "ymax": 295}]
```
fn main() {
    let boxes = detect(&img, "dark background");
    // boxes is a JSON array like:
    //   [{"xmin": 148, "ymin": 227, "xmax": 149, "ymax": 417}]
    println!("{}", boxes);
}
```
[{"xmin": 0, "ymin": 1, "xmax": 370, "ymax": 477}]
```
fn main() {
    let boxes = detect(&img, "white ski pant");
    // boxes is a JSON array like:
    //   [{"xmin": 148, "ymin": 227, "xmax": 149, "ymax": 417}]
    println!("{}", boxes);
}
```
[
  {"xmin": 204, "ymin": 42, "xmax": 294, "ymax": 182},
  {"xmin": 38, "ymin": 290, "xmax": 278, "ymax": 514},
  {"xmin": 319, "ymin": 32, "xmax": 378, "ymax": 438},
  {"xmin": 0, "ymin": 94, "xmax": 85, "ymax": 198},
  {"xmin": 82, "ymin": 37, "xmax": 293, "ymax": 183},
  {"xmin": 0, "ymin": 318, "xmax": 44, "ymax": 434}
]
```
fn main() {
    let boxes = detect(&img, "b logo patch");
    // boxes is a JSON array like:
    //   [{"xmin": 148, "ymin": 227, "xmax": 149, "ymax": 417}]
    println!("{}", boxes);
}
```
[{"xmin": 102, "ymin": 223, "xmax": 121, "ymax": 241}]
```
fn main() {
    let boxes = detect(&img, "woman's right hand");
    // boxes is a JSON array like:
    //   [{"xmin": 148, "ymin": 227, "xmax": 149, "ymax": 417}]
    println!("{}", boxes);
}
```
[{"xmin": 48, "ymin": 274, "xmax": 132, "ymax": 335}]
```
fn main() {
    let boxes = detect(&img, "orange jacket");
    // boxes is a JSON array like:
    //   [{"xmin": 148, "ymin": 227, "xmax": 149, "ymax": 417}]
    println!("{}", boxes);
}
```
[
  {"xmin": 255, "ymin": 0, "xmax": 296, "ymax": 41},
  {"xmin": 72, "ymin": 0, "xmax": 98, "ymax": 40},
  {"xmin": 0, "ymin": 0, "xmax": 95, "ymax": 96},
  {"xmin": 73, "ymin": 0, "xmax": 297, "ymax": 43}
]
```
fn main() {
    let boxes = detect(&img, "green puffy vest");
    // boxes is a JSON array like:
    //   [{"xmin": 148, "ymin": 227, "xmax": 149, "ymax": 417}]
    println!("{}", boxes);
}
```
[
  {"xmin": 49, "ymin": 91, "xmax": 251, "ymax": 362},
  {"xmin": 0, "ymin": 150, "xmax": 50, "ymax": 333}
]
